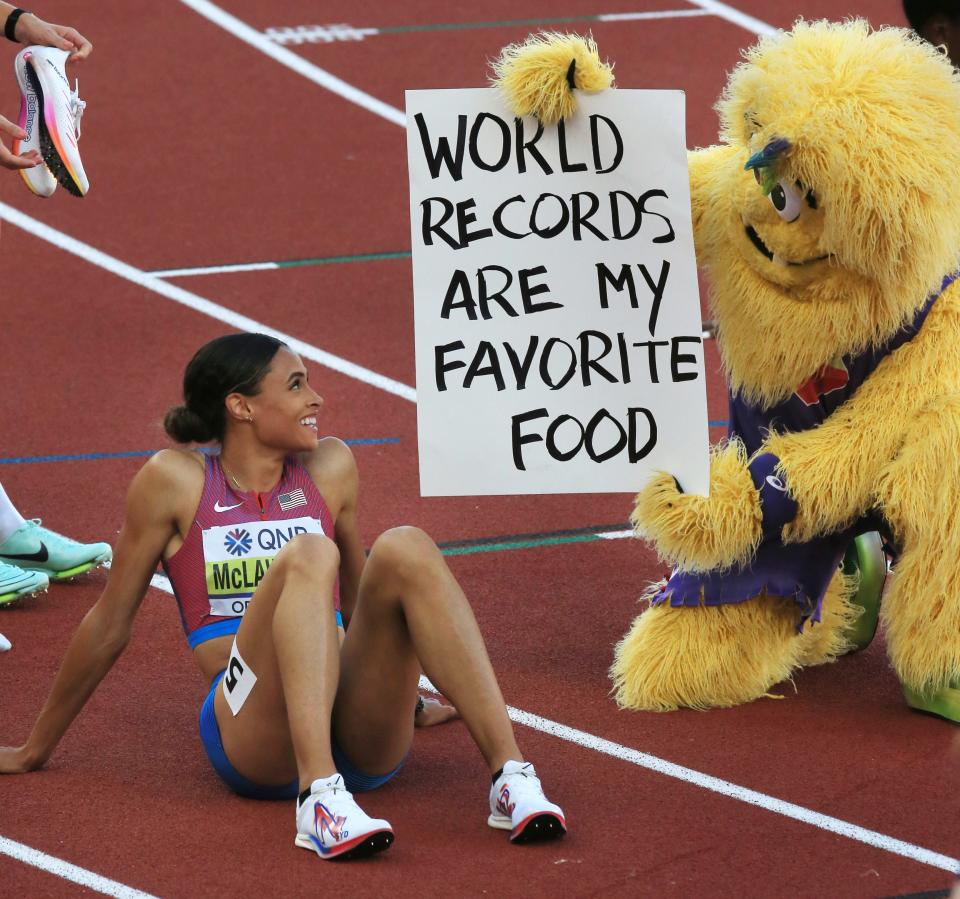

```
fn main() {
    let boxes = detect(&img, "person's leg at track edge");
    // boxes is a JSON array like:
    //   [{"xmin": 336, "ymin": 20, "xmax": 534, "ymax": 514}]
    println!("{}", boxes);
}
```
[
  {"xmin": 213, "ymin": 533, "xmax": 342, "ymax": 790},
  {"xmin": 335, "ymin": 526, "xmax": 565, "ymax": 842},
  {"xmin": 336, "ymin": 526, "xmax": 518, "ymax": 775},
  {"xmin": 0, "ymin": 479, "xmax": 112, "ymax": 583},
  {"xmin": 209, "ymin": 531, "xmax": 394, "ymax": 860},
  {"xmin": 0, "ymin": 479, "xmax": 46, "ymax": 612}
]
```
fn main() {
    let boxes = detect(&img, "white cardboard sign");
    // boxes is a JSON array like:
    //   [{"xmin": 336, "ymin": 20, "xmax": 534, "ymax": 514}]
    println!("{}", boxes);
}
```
[{"xmin": 406, "ymin": 88, "xmax": 709, "ymax": 496}]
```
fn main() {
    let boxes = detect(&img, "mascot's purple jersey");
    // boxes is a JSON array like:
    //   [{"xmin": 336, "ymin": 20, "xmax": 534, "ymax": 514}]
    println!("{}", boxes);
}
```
[{"xmin": 657, "ymin": 273, "xmax": 957, "ymax": 622}]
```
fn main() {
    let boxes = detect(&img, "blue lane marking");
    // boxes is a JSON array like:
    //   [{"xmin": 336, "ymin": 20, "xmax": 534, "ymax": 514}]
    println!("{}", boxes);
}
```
[
  {"xmin": 0, "ymin": 437, "xmax": 400, "ymax": 465},
  {"xmin": 709, "ymin": 420, "xmax": 728, "ymax": 427},
  {"xmin": 0, "ymin": 450, "xmax": 154, "ymax": 464}
]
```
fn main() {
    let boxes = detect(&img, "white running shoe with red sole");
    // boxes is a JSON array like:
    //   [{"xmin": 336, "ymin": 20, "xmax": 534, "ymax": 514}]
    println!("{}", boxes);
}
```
[
  {"xmin": 488, "ymin": 760, "xmax": 567, "ymax": 843},
  {"xmin": 295, "ymin": 774, "xmax": 394, "ymax": 860}
]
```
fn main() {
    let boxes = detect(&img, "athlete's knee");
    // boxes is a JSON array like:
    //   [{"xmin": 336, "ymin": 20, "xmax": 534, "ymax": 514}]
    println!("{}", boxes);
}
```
[
  {"xmin": 275, "ymin": 532, "xmax": 340, "ymax": 580},
  {"xmin": 367, "ymin": 526, "xmax": 440, "ymax": 582}
]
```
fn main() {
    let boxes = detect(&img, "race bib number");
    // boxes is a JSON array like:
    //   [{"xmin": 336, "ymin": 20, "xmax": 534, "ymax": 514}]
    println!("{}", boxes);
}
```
[
  {"xmin": 222, "ymin": 639, "xmax": 257, "ymax": 717},
  {"xmin": 201, "ymin": 516, "xmax": 324, "ymax": 617}
]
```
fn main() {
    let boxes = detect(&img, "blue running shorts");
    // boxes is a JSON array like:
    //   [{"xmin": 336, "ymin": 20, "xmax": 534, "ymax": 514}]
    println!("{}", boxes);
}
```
[{"xmin": 198, "ymin": 669, "xmax": 404, "ymax": 799}]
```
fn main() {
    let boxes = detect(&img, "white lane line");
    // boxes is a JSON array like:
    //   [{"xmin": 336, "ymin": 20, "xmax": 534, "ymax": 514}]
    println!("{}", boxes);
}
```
[
  {"xmin": 598, "ymin": 10, "xmax": 711, "ymax": 22},
  {"xmin": 178, "ymin": 0, "xmax": 405, "ymax": 126},
  {"xmin": 0, "ymin": 836, "xmax": 160, "ymax": 899},
  {"xmin": 178, "ymin": 1, "xmax": 778, "ymax": 131},
  {"xmin": 504, "ymin": 707, "xmax": 960, "ymax": 875},
  {"xmin": 0, "ymin": 203, "xmax": 416, "ymax": 404},
  {"xmin": 684, "ymin": 0, "xmax": 777, "ymax": 36},
  {"xmin": 417, "ymin": 677, "xmax": 960, "ymax": 875},
  {"xmin": 263, "ymin": 10, "xmax": 718, "ymax": 45},
  {"xmin": 151, "ymin": 261, "xmax": 279, "ymax": 278},
  {"xmin": 597, "ymin": 528, "xmax": 633, "ymax": 539}
]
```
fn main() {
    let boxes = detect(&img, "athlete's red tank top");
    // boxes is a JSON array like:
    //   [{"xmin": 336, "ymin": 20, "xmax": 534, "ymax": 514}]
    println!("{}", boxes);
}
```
[{"xmin": 163, "ymin": 453, "xmax": 340, "ymax": 648}]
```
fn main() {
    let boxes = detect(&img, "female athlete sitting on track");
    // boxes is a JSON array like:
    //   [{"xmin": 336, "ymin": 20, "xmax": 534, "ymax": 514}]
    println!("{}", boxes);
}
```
[{"xmin": 0, "ymin": 333, "xmax": 566, "ymax": 859}]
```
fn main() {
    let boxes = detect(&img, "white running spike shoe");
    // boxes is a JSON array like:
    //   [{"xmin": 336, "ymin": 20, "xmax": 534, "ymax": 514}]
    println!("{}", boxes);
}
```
[
  {"xmin": 19, "ymin": 46, "xmax": 88, "ymax": 196},
  {"xmin": 0, "ymin": 632, "xmax": 11, "ymax": 652},
  {"xmin": 294, "ymin": 774, "xmax": 394, "ymax": 860},
  {"xmin": 488, "ymin": 760, "xmax": 567, "ymax": 843},
  {"xmin": 13, "ymin": 47, "xmax": 57, "ymax": 197}
]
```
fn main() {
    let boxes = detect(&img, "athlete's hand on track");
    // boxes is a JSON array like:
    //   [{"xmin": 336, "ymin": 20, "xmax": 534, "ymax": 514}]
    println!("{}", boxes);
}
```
[
  {"xmin": 0, "ymin": 114, "xmax": 40, "ymax": 169},
  {"xmin": 13, "ymin": 14, "xmax": 92, "ymax": 61},
  {"xmin": 0, "ymin": 744, "xmax": 43, "ymax": 774},
  {"xmin": 414, "ymin": 695, "xmax": 459, "ymax": 727}
]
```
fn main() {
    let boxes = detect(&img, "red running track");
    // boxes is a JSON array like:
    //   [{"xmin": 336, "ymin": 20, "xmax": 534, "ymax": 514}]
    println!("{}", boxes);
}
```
[{"xmin": 2, "ymin": 1, "xmax": 958, "ymax": 897}]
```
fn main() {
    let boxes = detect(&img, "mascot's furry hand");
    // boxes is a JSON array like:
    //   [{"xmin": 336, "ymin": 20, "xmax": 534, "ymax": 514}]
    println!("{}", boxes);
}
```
[{"xmin": 632, "ymin": 441, "xmax": 799, "ymax": 572}]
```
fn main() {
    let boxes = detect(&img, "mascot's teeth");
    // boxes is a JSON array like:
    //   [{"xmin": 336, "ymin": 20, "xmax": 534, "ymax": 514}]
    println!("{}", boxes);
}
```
[{"xmin": 772, "ymin": 253, "xmax": 789, "ymax": 267}]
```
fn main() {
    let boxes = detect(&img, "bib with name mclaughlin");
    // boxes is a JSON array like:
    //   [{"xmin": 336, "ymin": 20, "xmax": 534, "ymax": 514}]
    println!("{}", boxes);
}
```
[
  {"xmin": 201, "ymin": 516, "xmax": 325, "ymax": 617},
  {"xmin": 163, "ymin": 453, "xmax": 340, "ymax": 649}
]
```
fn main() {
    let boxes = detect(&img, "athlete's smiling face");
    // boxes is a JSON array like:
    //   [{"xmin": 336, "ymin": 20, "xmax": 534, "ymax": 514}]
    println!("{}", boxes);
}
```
[{"xmin": 242, "ymin": 348, "xmax": 322, "ymax": 450}]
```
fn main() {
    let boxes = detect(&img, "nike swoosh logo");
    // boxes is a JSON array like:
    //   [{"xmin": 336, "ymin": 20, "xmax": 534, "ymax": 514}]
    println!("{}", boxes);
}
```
[
  {"xmin": 214, "ymin": 500, "xmax": 243, "ymax": 513},
  {"xmin": 2, "ymin": 542, "xmax": 49, "ymax": 562}
]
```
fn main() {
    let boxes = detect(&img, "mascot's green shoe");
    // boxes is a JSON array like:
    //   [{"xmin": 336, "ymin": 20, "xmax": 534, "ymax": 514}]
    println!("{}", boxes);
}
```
[
  {"xmin": 841, "ymin": 532, "xmax": 886, "ymax": 652},
  {"xmin": 902, "ymin": 681, "xmax": 960, "ymax": 723}
]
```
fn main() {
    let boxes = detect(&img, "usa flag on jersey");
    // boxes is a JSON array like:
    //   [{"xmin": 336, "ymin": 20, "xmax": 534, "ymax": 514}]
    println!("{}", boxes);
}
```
[{"xmin": 278, "ymin": 488, "xmax": 307, "ymax": 511}]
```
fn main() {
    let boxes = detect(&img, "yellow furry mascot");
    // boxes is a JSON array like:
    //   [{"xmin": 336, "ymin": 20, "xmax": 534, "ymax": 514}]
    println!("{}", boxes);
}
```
[{"xmin": 493, "ymin": 21, "xmax": 960, "ymax": 722}]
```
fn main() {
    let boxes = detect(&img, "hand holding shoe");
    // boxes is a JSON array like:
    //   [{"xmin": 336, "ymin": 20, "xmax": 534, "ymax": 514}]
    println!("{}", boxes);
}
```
[
  {"xmin": 12, "ymin": 13, "xmax": 92, "ymax": 62},
  {"xmin": 0, "ymin": 113, "xmax": 39, "ymax": 168}
]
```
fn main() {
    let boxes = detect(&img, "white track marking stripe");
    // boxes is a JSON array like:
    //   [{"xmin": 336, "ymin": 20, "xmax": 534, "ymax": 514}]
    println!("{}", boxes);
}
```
[
  {"xmin": 0, "ymin": 836, "xmax": 160, "ymax": 899},
  {"xmin": 597, "ymin": 528, "xmax": 633, "ymax": 539},
  {"xmin": 416, "ymin": 679, "xmax": 959, "ymax": 874},
  {"xmin": 503, "ymin": 707, "xmax": 960, "ymax": 874},
  {"xmin": 0, "ymin": 203, "xmax": 416, "ymax": 403},
  {"xmin": 151, "ymin": 262, "xmax": 279, "ymax": 277},
  {"xmin": 684, "ymin": 0, "xmax": 777, "ymax": 36},
  {"xmin": 598, "ymin": 10, "xmax": 712, "ymax": 21},
  {"xmin": 178, "ymin": 0, "xmax": 405, "ymax": 126}
]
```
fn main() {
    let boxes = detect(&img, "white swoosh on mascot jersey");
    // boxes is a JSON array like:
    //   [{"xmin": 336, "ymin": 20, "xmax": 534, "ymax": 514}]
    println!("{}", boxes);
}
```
[{"xmin": 214, "ymin": 500, "xmax": 244, "ymax": 512}]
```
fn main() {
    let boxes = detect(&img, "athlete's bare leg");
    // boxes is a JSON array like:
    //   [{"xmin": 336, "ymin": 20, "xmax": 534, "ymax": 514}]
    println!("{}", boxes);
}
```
[
  {"xmin": 214, "ymin": 533, "xmax": 341, "ymax": 790},
  {"xmin": 334, "ymin": 526, "xmax": 521, "ymax": 776}
]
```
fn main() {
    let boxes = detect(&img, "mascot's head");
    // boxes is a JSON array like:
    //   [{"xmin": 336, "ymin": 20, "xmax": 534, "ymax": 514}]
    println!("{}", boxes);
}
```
[
  {"xmin": 493, "ymin": 22, "xmax": 960, "ymax": 404},
  {"xmin": 701, "ymin": 19, "xmax": 960, "ymax": 401}
]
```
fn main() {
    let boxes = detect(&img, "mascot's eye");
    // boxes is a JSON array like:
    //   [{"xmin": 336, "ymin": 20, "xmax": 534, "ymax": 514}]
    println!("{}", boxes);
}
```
[
  {"xmin": 768, "ymin": 178, "xmax": 804, "ymax": 222},
  {"xmin": 795, "ymin": 180, "xmax": 818, "ymax": 209}
]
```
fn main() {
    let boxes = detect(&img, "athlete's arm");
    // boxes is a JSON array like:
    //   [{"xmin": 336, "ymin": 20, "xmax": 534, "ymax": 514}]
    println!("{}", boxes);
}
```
[
  {"xmin": 0, "ymin": 451, "xmax": 188, "ymax": 773},
  {"xmin": 306, "ymin": 438, "xmax": 366, "ymax": 628}
]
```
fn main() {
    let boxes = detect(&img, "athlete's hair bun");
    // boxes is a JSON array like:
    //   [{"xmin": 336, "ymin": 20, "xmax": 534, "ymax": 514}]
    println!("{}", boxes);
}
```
[
  {"xmin": 166, "ymin": 333, "xmax": 287, "ymax": 445},
  {"xmin": 163, "ymin": 404, "xmax": 215, "ymax": 444}
]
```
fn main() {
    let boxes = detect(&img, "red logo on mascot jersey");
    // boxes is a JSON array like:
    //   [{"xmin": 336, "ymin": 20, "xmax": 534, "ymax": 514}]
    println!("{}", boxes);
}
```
[{"xmin": 795, "ymin": 357, "xmax": 849, "ymax": 406}]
